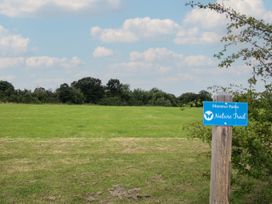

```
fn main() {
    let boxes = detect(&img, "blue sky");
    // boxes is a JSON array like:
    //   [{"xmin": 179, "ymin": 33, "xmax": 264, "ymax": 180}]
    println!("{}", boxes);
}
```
[{"xmin": 0, "ymin": 0, "xmax": 271, "ymax": 95}]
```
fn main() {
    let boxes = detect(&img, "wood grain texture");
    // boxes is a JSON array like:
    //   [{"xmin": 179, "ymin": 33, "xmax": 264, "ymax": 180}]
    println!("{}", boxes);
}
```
[{"xmin": 210, "ymin": 94, "xmax": 232, "ymax": 204}]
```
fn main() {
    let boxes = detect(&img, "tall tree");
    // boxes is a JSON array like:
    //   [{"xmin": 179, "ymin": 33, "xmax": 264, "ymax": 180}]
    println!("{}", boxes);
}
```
[
  {"xmin": 72, "ymin": 77, "xmax": 104, "ymax": 104},
  {"xmin": 106, "ymin": 79, "xmax": 123, "ymax": 97},
  {"xmin": 57, "ymin": 83, "xmax": 84, "ymax": 104},
  {"xmin": 33, "ymin": 87, "xmax": 47, "ymax": 103},
  {"xmin": 0, "ymin": 81, "xmax": 15, "ymax": 102}
]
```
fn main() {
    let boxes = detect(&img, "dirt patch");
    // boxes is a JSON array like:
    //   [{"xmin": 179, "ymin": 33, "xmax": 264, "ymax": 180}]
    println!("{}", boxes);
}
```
[
  {"xmin": 85, "ymin": 192, "xmax": 102, "ymax": 203},
  {"xmin": 108, "ymin": 185, "xmax": 150, "ymax": 200},
  {"xmin": 44, "ymin": 195, "xmax": 61, "ymax": 202},
  {"xmin": 47, "ymin": 196, "xmax": 56, "ymax": 201}
]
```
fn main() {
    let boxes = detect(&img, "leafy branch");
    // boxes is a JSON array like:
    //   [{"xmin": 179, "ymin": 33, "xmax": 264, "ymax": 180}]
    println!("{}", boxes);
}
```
[{"xmin": 186, "ymin": 1, "xmax": 272, "ymax": 83}]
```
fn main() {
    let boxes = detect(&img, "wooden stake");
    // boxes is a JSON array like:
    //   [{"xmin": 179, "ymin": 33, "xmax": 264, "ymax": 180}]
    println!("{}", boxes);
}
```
[{"xmin": 210, "ymin": 94, "xmax": 233, "ymax": 204}]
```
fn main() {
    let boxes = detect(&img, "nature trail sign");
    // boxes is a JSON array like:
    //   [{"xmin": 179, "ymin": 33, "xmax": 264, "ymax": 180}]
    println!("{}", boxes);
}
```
[{"xmin": 203, "ymin": 101, "xmax": 248, "ymax": 126}]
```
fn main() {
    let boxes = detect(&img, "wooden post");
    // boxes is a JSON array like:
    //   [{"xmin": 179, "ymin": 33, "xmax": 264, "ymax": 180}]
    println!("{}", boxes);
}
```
[{"xmin": 210, "ymin": 94, "xmax": 232, "ymax": 204}]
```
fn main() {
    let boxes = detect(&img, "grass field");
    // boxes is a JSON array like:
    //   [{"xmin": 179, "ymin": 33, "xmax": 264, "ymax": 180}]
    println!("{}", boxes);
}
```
[
  {"xmin": 0, "ymin": 104, "xmax": 200, "ymax": 138},
  {"xmin": 0, "ymin": 104, "xmax": 212, "ymax": 203}
]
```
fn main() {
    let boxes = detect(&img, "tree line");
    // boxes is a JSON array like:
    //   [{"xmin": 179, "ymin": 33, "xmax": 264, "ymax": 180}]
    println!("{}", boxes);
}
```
[{"xmin": 0, "ymin": 77, "xmax": 212, "ymax": 106}]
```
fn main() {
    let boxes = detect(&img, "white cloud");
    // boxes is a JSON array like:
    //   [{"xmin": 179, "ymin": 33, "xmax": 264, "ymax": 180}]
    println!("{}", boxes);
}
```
[
  {"xmin": 93, "ymin": 46, "xmax": 113, "ymax": 58},
  {"xmin": 0, "ymin": 56, "xmax": 82, "ymax": 69},
  {"xmin": 26, "ymin": 56, "xmax": 82, "ymax": 69},
  {"xmin": 0, "ymin": 57, "xmax": 24, "ymax": 69},
  {"xmin": 0, "ymin": 25, "xmax": 82, "ymax": 72},
  {"xmin": 219, "ymin": 0, "xmax": 272, "ymax": 21},
  {"xmin": 184, "ymin": 9, "xmax": 224, "ymax": 29},
  {"xmin": 91, "ymin": 27, "xmax": 137, "ymax": 43},
  {"xmin": 91, "ymin": 17, "xmax": 179, "ymax": 43},
  {"xmin": 184, "ymin": 0, "xmax": 272, "ymax": 31},
  {"xmin": 0, "ymin": 25, "xmax": 6, "ymax": 32},
  {"xmin": 184, "ymin": 55, "xmax": 214, "ymax": 67},
  {"xmin": 122, "ymin": 17, "xmax": 179, "ymax": 38},
  {"xmin": 110, "ymin": 48, "xmax": 207, "ymax": 93},
  {"xmin": 0, "ymin": 0, "xmax": 122, "ymax": 17},
  {"xmin": 158, "ymin": 66, "xmax": 171, "ymax": 74},
  {"xmin": 69, "ymin": 56, "xmax": 82, "ymax": 67},
  {"xmin": 112, "ymin": 48, "xmax": 214, "ymax": 76},
  {"xmin": 175, "ymin": 27, "xmax": 221, "ymax": 44},
  {"xmin": 0, "ymin": 25, "xmax": 29, "ymax": 56},
  {"xmin": 130, "ymin": 48, "xmax": 183, "ymax": 62},
  {"xmin": 106, "ymin": 47, "xmax": 253, "ymax": 95},
  {"xmin": 92, "ymin": 1, "xmax": 269, "ymax": 46},
  {"xmin": 176, "ymin": 0, "xmax": 272, "ymax": 45},
  {"xmin": 143, "ymin": 48, "xmax": 211, "ymax": 68},
  {"xmin": 91, "ymin": 27, "xmax": 102, "ymax": 36},
  {"xmin": 91, "ymin": 16, "xmax": 223, "ymax": 45}
]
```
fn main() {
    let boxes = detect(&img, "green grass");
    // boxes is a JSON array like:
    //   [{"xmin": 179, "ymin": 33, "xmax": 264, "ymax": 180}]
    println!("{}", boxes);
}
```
[
  {"xmin": 0, "ymin": 138, "xmax": 210, "ymax": 204},
  {"xmin": 0, "ymin": 104, "xmax": 201, "ymax": 138},
  {"xmin": 0, "ymin": 104, "xmax": 211, "ymax": 203}
]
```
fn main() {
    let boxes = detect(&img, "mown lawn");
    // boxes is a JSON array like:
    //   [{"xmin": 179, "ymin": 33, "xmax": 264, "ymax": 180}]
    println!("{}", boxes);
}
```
[
  {"xmin": 0, "ymin": 104, "xmax": 212, "ymax": 203},
  {"xmin": 0, "ymin": 138, "xmax": 210, "ymax": 204},
  {"xmin": 0, "ymin": 104, "xmax": 201, "ymax": 138}
]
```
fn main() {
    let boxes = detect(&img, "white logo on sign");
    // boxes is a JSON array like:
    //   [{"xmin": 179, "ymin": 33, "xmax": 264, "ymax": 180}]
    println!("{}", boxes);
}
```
[{"xmin": 204, "ymin": 111, "xmax": 214, "ymax": 121}]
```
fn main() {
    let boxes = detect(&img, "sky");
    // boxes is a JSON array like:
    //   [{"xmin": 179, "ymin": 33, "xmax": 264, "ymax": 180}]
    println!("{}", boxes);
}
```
[{"xmin": 0, "ymin": 0, "xmax": 271, "ymax": 96}]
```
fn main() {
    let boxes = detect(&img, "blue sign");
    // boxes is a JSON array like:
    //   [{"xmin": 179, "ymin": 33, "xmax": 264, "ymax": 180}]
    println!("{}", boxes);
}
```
[{"xmin": 203, "ymin": 101, "xmax": 248, "ymax": 126}]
